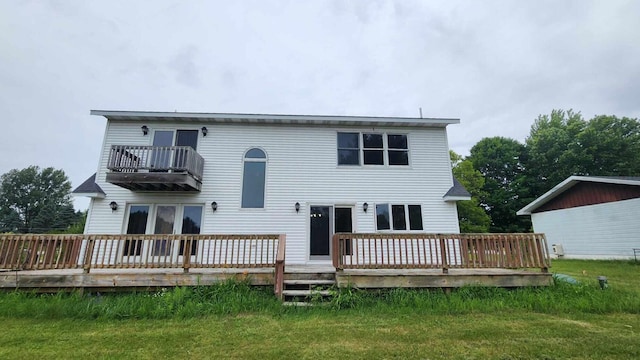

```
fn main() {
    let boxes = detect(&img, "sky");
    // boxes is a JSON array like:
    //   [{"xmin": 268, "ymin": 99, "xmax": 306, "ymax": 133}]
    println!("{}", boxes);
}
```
[{"xmin": 1, "ymin": 0, "xmax": 640, "ymax": 210}]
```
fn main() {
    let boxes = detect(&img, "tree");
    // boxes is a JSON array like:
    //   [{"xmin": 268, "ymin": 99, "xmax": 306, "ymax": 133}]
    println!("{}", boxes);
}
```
[
  {"xmin": 525, "ymin": 110, "xmax": 640, "ymax": 197},
  {"xmin": 0, "ymin": 166, "xmax": 79, "ymax": 233},
  {"xmin": 450, "ymin": 151, "xmax": 491, "ymax": 233},
  {"xmin": 468, "ymin": 137, "xmax": 532, "ymax": 233}
]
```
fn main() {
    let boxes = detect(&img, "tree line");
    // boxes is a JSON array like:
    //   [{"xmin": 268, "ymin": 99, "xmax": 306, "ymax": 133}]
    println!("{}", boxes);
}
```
[
  {"xmin": 0, "ymin": 166, "xmax": 84, "ymax": 233},
  {"xmin": 453, "ymin": 109, "xmax": 640, "ymax": 233}
]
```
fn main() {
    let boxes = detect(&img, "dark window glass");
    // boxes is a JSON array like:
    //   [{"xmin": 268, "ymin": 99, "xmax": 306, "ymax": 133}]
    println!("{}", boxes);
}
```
[
  {"xmin": 389, "ymin": 150, "xmax": 409, "ymax": 165},
  {"xmin": 125, "ymin": 205, "xmax": 149, "ymax": 256},
  {"xmin": 338, "ymin": 149, "xmax": 359, "ymax": 165},
  {"xmin": 337, "ymin": 133, "xmax": 359, "ymax": 149},
  {"xmin": 175, "ymin": 130, "xmax": 198, "ymax": 150},
  {"xmin": 387, "ymin": 134, "xmax": 407, "ymax": 149},
  {"xmin": 180, "ymin": 206, "xmax": 202, "ymax": 256},
  {"xmin": 245, "ymin": 148, "xmax": 266, "ymax": 159},
  {"xmin": 242, "ymin": 161, "xmax": 266, "ymax": 208},
  {"xmin": 363, "ymin": 133, "xmax": 383, "ymax": 148},
  {"xmin": 337, "ymin": 133, "xmax": 360, "ymax": 165},
  {"xmin": 408, "ymin": 205, "xmax": 423, "ymax": 230},
  {"xmin": 364, "ymin": 150, "xmax": 384, "ymax": 165},
  {"xmin": 376, "ymin": 204, "xmax": 390, "ymax": 230},
  {"xmin": 392, "ymin": 205, "xmax": 406, "ymax": 230}
]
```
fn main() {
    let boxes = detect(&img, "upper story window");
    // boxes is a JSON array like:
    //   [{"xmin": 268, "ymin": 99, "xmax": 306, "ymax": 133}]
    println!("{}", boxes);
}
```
[
  {"xmin": 242, "ymin": 148, "xmax": 267, "ymax": 208},
  {"xmin": 337, "ymin": 132, "xmax": 409, "ymax": 166},
  {"xmin": 375, "ymin": 204, "xmax": 423, "ymax": 231}
]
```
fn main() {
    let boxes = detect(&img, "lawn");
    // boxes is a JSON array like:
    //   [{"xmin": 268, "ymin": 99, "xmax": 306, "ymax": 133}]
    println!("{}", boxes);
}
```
[{"xmin": 0, "ymin": 259, "xmax": 638, "ymax": 359}]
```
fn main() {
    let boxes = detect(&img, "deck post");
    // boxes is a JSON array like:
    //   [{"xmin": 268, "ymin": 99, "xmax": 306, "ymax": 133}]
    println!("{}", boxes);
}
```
[
  {"xmin": 82, "ymin": 237, "xmax": 95, "ymax": 274},
  {"xmin": 439, "ymin": 236, "xmax": 449, "ymax": 274},
  {"xmin": 183, "ymin": 237, "xmax": 191, "ymax": 273},
  {"xmin": 274, "ymin": 234, "xmax": 286, "ymax": 300}
]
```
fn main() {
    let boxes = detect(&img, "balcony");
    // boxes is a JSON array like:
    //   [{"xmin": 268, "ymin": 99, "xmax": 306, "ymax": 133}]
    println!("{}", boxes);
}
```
[{"xmin": 106, "ymin": 145, "xmax": 204, "ymax": 191}]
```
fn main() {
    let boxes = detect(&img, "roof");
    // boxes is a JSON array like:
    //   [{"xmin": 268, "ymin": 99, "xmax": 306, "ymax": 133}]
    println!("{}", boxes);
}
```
[
  {"xmin": 72, "ymin": 173, "xmax": 106, "ymax": 198},
  {"xmin": 517, "ymin": 176, "xmax": 640, "ymax": 215},
  {"xmin": 90, "ymin": 110, "xmax": 460, "ymax": 128},
  {"xmin": 443, "ymin": 177, "xmax": 472, "ymax": 202}
]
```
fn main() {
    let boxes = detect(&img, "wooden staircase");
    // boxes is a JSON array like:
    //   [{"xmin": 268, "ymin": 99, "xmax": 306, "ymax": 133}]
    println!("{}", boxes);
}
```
[{"xmin": 282, "ymin": 271, "xmax": 335, "ymax": 306}]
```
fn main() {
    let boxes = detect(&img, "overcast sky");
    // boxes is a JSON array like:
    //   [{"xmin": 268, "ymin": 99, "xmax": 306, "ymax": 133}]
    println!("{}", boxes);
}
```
[{"xmin": 2, "ymin": 0, "xmax": 639, "ymax": 210}]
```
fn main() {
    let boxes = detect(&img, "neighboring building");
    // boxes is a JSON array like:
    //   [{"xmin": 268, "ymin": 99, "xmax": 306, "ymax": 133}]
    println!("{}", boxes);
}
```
[
  {"xmin": 73, "ymin": 110, "xmax": 469, "ymax": 265},
  {"xmin": 517, "ymin": 176, "xmax": 640, "ymax": 259}
]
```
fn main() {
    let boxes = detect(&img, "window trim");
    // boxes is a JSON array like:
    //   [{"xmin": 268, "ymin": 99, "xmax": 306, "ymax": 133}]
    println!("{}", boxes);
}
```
[
  {"xmin": 336, "ymin": 132, "xmax": 411, "ymax": 167},
  {"xmin": 241, "ymin": 147, "xmax": 268, "ymax": 209},
  {"xmin": 375, "ymin": 203, "xmax": 423, "ymax": 232}
]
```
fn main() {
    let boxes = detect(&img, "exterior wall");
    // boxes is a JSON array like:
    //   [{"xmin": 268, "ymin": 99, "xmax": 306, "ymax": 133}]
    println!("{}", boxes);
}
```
[
  {"xmin": 85, "ymin": 120, "xmax": 460, "ymax": 264},
  {"xmin": 531, "ymin": 198, "xmax": 640, "ymax": 259}
]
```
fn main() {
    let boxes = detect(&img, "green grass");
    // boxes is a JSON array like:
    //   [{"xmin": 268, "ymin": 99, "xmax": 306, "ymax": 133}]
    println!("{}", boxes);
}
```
[{"xmin": 0, "ymin": 260, "xmax": 639, "ymax": 359}]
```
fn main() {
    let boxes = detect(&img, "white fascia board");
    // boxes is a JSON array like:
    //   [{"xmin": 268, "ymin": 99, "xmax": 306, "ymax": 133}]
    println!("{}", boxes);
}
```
[
  {"xmin": 72, "ymin": 192, "xmax": 105, "ymax": 199},
  {"xmin": 90, "ymin": 110, "xmax": 460, "ymax": 128},
  {"xmin": 443, "ymin": 195, "xmax": 472, "ymax": 202}
]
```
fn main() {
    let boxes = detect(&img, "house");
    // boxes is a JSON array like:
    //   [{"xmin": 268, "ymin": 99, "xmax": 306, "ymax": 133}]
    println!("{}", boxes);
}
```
[
  {"xmin": 517, "ymin": 176, "xmax": 640, "ymax": 259},
  {"xmin": 72, "ymin": 110, "xmax": 470, "ymax": 266}
]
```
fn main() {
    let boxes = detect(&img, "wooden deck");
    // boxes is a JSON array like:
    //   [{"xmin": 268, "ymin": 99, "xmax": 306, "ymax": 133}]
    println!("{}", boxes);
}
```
[{"xmin": 1, "ymin": 233, "xmax": 552, "ymax": 294}]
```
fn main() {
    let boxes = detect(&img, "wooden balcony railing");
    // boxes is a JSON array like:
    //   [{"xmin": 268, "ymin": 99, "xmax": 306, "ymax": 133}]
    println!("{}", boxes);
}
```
[
  {"xmin": 332, "ymin": 233, "xmax": 550, "ymax": 273},
  {"xmin": 107, "ymin": 145, "xmax": 204, "ymax": 181}
]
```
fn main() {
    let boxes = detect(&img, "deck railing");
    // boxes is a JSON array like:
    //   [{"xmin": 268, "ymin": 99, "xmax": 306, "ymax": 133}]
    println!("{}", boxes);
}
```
[
  {"xmin": 0, "ymin": 233, "xmax": 286, "ymax": 297},
  {"xmin": 0, "ymin": 234, "xmax": 284, "ymax": 271},
  {"xmin": 332, "ymin": 233, "xmax": 550, "ymax": 273},
  {"xmin": 107, "ymin": 145, "xmax": 205, "ymax": 181}
]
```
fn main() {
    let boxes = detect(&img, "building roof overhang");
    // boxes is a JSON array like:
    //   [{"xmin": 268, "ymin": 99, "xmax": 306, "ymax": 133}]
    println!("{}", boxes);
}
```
[
  {"xmin": 517, "ymin": 176, "xmax": 640, "ymax": 215},
  {"xmin": 90, "ymin": 110, "xmax": 460, "ymax": 128}
]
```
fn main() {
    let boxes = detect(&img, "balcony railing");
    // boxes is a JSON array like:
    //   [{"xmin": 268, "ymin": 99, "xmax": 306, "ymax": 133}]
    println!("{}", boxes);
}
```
[
  {"xmin": 332, "ymin": 233, "xmax": 550, "ymax": 273},
  {"xmin": 106, "ymin": 145, "xmax": 205, "ymax": 191},
  {"xmin": 107, "ymin": 145, "xmax": 204, "ymax": 181}
]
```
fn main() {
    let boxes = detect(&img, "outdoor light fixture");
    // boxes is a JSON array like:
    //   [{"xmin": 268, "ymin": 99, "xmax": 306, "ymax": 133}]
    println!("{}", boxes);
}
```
[
  {"xmin": 363, "ymin": 202, "xmax": 369, "ymax": 212},
  {"xmin": 109, "ymin": 201, "xmax": 118, "ymax": 211},
  {"xmin": 295, "ymin": 202, "xmax": 300, "ymax": 213},
  {"xmin": 211, "ymin": 201, "xmax": 218, "ymax": 212},
  {"xmin": 141, "ymin": 125, "xmax": 149, "ymax": 135},
  {"xmin": 201, "ymin": 126, "xmax": 208, "ymax": 136}
]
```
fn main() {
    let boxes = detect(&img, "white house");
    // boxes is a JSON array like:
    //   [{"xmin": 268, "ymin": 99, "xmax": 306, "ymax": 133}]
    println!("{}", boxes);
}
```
[
  {"xmin": 517, "ymin": 176, "xmax": 640, "ymax": 259},
  {"xmin": 73, "ymin": 110, "xmax": 470, "ymax": 266}
]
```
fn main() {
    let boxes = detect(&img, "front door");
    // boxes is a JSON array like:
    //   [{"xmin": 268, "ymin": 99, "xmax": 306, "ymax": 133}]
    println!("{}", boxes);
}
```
[
  {"xmin": 310, "ymin": 206, "xmax": 332, "ymax": 260},
  {"xmin": 309, "ymin": 206, "xmax": 354, "ymax": 260}
]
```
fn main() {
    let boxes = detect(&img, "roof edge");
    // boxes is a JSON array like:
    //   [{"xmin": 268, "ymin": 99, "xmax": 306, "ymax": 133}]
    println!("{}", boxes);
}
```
[
  {"xmin": 517, "ymin": 175, "xmax": 640, "ymax": 215},
  {"xmin": 90, "ymin": 110, "xmax": 460, "ymax": 126}
]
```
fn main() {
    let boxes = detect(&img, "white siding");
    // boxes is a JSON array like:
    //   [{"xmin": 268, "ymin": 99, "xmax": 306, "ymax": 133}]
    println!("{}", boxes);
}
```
[
  {"xmin": 531, "ymin": 198, "xmax": 640, "ymax": 259},
  {"xmin": 85, "ymin": 121, "xmax": 460, "ymax": 264}
]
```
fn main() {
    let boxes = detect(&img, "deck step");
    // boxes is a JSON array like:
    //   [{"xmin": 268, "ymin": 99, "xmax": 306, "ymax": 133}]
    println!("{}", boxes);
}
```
[
  {"xmin": 282, "ymin": 301, "xmax": 315, "ymax": 307},
  {"xmin": 283, "ymin": 279, "xmax": 335, "ymax": 285},
  {"xmin": 282, "ymin": 289, "xmax": 332, "ymax": 297}
]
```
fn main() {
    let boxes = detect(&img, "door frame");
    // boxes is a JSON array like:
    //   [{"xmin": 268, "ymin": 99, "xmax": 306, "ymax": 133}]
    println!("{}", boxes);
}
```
[{"xmin": 307, "ymin": 203, "xmax": 355, "ymax": 263}]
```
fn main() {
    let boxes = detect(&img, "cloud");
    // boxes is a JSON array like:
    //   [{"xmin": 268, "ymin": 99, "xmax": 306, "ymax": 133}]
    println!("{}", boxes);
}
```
[{"xmin": 0, "ymin": 0, "xmax": 639, "ymax": 210}]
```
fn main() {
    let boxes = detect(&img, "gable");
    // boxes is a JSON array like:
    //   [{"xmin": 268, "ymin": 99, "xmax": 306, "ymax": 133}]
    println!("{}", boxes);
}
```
[{"xmin": 533, "ymin": 182, "xmax": 640, "ymax": 213}]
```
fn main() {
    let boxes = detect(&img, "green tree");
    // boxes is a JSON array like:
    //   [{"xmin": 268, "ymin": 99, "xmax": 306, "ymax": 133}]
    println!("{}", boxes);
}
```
[
  {"xmin": 0, "ymin": 166, "xmax": 78, "ymax": 233},
  {"xmin": 468, "ymin": 137, "xmax": 532, "ymax": 233},
  {"xmin": 450, "ymin": 151, "xmax": 491, "ymax": 233},
  {"xmin": 525, "ymin": 110, "xmax": 640, "ymax": 196}
]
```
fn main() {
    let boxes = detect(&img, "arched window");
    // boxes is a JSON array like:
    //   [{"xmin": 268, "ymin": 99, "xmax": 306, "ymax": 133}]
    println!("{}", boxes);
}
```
[{"xmin": 242, "ymin": 148, "xmax": 267, "ymax": 208}]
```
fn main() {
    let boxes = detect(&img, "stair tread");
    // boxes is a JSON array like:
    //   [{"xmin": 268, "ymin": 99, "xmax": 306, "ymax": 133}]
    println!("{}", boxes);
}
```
[
  {"xmin": 282, "ymin": 289, "xmax": 332, "ymax": 296},
  {"xmin": 284, "ymin": 280, "xmax": 335, "ymax": 285},
  {"xmin": 282, "ymin": 302, "xmax": 315, "ymax": 307}
]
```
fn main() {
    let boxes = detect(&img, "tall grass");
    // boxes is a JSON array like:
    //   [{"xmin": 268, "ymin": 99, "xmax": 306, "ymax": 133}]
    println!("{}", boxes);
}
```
[{"xmin": 1, "ymin": 260, "xmax": 638, "ymax": 320}]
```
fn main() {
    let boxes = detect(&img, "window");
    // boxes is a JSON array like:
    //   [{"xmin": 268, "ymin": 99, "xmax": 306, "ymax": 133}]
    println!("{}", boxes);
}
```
[
  {"xmin": 376, "ymin": 204, "xmax": 423, "ymax": 231},
  {"xmin": 337, "ymin": 133, "xmax": 359, "ymax": 165},
  {"xmin": 363, "ymin": 133, "xmax": 384, "ymax": 165},
  {"xmin": 337, "ymin": 132, "xmax": 409, "ymax": 166},
  {"xmin": 124, "ymin": 204, "xmax": 203, "ymax": 257},
  {"xmin": 124, "ymin": 205, "xmax": 149, "ymax": 256},
  {"xmin": 387, "ymin": 134, "xmax": 409, "ymax": 165},
  {"xmin": 242, "ymin": 148, "xmax": 267, "ymax": 208}
]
